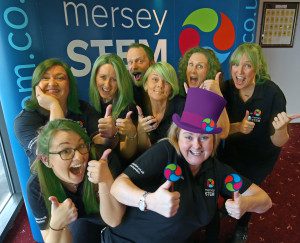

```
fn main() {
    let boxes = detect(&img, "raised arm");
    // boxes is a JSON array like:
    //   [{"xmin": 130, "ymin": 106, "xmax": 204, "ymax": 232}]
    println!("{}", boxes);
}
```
[
  {"xmin": 136, "ymin": 105, "xmax": 155, "ymax": 151},
  {"xmin": 36, "ymin": 86, "xmax": 65, "ymax": 120},
  {"xmin": 41, "ymin": 197, "xmax": 77, "ymax": 243},
  {"xmin": 270, "ymin": 112, "xmax": 300, "ymax": 147},
  {"xmin": 116, "ymin": 111, "xmax": 138, "ymax": 159},
  {"xmin": 87, "ymin": 149, "xmax": 125, "ymax": 227}
]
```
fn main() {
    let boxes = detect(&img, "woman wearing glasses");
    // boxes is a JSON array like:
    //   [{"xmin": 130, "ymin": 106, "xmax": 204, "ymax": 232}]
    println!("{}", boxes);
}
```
[{"xmin": 27, "ymin": 119, "xmax": 125, "ymax": 243}]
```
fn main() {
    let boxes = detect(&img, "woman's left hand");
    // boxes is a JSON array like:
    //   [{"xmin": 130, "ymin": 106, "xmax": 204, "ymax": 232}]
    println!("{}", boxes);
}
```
[
  {"xmin": 272, "ymin": 112, "xmax": 300, "ymax": 131},
  {"xmin": 116, "ymin": 111, "xmax": 137, "ymax": 138},
  {"xmin": 87, "ymin": 149, "xmax": 112, "ymax": 184},
  {"xmin": 225, "ymin": 191, "xmax": 247, "ymax": 219}
]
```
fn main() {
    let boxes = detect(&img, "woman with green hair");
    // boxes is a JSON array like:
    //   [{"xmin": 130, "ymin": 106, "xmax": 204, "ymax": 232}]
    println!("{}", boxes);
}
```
[
  {"xmin": 178, "ymin": 47, "xmax": 229, "ymax": 139},
  {"xmin": 89, "ymin": 53, "xmax": 138, "ymax": 161},
  {"xmin": 136, "ymin": 61, "xmax": 185, "ymax": 152},
  {"xmin": 27, "ymin": 119, "xmax": 124, "ymax": 243},
  {"xmin": 14, "ymin": 58, "xmax": 101, "ymax": 165},
  {"xmin": 219, "ymin": 42, "xmax": 298, "ymax": 242}
]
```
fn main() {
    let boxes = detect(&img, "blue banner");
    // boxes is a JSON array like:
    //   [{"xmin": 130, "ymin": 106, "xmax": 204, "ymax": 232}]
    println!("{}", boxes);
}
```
[{"xmin": 0, "ymin": 1, "xmax": 258, "ymax": 241}]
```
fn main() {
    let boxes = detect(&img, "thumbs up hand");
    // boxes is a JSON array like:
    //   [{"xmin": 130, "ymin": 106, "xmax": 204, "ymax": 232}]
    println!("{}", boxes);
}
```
[
  {"xmin": 136, "ymin": 105, "xmax": 158, "ymax": 133},
  {"xmin": 239, "ymin": 110, "xmax": 255, "ymax": 134},
  {"xmin": 116, "ymin": 111, "xmax": 137, "ymax": 139},
  {"xmin": 87, "ymin": 149, "xmax": 112, "ymax": 184},
  {"xmin": 200, "ymin": 72, "xmax": 223, "ymax": 96},
  {"xmin": 225, "ymin": 191, "xmax": 246, "ymax": 219},
  {"xmin": 272, "ymin": 112, "xmax": 300, "ymax": 131},
  {"xmin": 98, "ymin": 105, "xmax": 118, "ymax": 138},
  {"xmin": 48, "ymin": 196, "xmax": 78, "ymax": 230},
  {"xmin": 148, "ymin": 181, "xmax": 180, "ymax": 218}
]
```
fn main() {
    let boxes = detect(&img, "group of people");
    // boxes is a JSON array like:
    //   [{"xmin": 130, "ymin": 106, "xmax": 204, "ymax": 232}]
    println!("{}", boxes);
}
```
[{"xmin": 13, "ymin": 42, "xmax": 298, "ymax": 243}]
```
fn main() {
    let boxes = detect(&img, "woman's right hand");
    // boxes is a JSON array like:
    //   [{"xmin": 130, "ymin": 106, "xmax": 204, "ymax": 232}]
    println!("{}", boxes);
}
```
[
  {"xmin": 35, "ymin": 86, "xmax": 60, "ymax": 111},
  {"xmin": 239, "ymin": 110, "xmax": 255, "ymax": 134},
  {"xmin": 147, "ymin": 181, "xmax": 180, "ymax": 218},
  {"xmin": 48, "ymin": 196, "xmax": 78, "ymax": 230},
  {"xmin": 136, "ymin": 105, "xmax": 157, "ymax": 133}
]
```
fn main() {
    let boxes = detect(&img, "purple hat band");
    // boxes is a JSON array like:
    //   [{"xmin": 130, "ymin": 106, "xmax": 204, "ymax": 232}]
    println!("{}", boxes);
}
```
[
  {"xmin": 181, "ymin": 111, "xmax": 204, "ymax": 128},
  {"xmin": 172, "ymin": 88, "xmax": 226, "ymax": 134}
]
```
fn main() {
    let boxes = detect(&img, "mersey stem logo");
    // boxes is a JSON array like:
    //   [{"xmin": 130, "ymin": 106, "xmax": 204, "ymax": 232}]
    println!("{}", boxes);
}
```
[{"xmin": 179, "ymin": 8, "xmax": 235, "ymax": 63}]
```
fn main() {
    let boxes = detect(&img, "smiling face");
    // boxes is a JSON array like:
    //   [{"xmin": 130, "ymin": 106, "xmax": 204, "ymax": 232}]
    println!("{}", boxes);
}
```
[
  {"xmin": 127, "ymin": 47, "xmax": 152, "ymax": 86},
  {"xmin": 38, "ymin": 65, "xmax": 70, "ymax": 105},
  {"xmin": 145, "ymin": 71, "xmax": 172, "ymax": 102},
  {"xmin": 96, "ymin": 63, "xmax": 118, "ymax": 102},
  {"xmin": 231, "ymin": 54, "xmax": 256, "ymax": 90},
  {"xmin": 178, "ymin": 129, "xmax": 213, "ymax": 172},
  {"xmin": 47, "ymin": 130, "xmax": 89, "ymax": 185},
  {"xmin": 186, "ymin": 53, "xmax": 209, "ymax": 88}
]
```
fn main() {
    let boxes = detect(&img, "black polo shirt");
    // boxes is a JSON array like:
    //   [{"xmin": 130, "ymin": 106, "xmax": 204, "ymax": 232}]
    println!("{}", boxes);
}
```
[
  {"xmin": 219, "ymin": 79, "xmax": 286, "ymax": 181},
  {"xmin": 14, "ymin": 100, "xmax": 101, "ymax": 165},
  {"xmin": 104, "ymin": 140, "xmax": 251, "ymax": 243}
]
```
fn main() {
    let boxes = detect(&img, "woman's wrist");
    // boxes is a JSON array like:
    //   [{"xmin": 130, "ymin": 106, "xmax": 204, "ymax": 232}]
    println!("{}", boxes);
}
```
[
  {"xmin": 49, "ymin": 223, "xmax": 66, "ymax": 232},
  {"xmin": 127, "ymin": 128, "xmax": 137, "ymax": 140}
]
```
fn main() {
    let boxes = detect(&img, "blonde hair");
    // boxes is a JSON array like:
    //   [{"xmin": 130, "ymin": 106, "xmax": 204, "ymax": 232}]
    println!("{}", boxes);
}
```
[{"xmin": 166, "ymin": 123, "xmax": 220, "ymax": 156}]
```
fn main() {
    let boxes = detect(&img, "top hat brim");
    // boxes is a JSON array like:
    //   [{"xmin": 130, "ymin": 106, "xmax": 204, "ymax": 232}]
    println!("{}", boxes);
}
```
[{"xmin": 172, "ymin": 113, "xmax": 222, "ymax": 134}]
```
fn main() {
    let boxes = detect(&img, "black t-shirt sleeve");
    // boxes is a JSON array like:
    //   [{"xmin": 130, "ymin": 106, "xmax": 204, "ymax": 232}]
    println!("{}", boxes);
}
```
[
  {"xmin": 124, "ymin": 140, "xmax": 171, "ymax": 191},
  {"xmin": 215, "ymin": 159, "xmax": 252, "ymax": 198},
  {"xmin": 27, "ymin": 175, "xmax": 49, "ymax": 230},
  {"xmin": 14, "ymin": 110, "xmax": 47, "ymax": 163}
]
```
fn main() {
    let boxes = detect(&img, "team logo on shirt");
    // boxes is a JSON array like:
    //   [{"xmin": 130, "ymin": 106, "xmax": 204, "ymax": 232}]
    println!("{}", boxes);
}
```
[
  {"xmin": 248, "ymin": 109, "xmax": 262, "ymax": 123},
  {"xmin": 205, "ymin": 178, "xmax": 215, "ymax": 196},
  {"xmin": 207, "ymin": 178, "xmax": 215, "ymax": 188}
]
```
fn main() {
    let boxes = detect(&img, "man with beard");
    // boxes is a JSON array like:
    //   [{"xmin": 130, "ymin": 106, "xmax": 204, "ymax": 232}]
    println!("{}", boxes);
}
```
[{"xmin": 126, "ymin": 43, "xmax": 155, "ymax": 106}]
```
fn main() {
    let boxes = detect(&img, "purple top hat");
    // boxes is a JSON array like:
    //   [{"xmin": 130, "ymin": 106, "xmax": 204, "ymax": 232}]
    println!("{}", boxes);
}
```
[{"xmin": 172, "ymin": 88, "xmax": 227, "ymax": 134}]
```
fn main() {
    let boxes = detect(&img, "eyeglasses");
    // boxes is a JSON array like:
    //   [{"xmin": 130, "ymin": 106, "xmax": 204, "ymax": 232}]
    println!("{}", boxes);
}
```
[{"xmin": 49, "ymin": 143, "xmax": 89, "ymax": 160}]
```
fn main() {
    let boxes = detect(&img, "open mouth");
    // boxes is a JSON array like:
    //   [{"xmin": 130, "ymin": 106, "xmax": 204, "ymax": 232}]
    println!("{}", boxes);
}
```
[
  {"xmin": 101, "ymin": 86, "xmax": 112, "ymax": 94},
  {"xmin": 189, "ymin": 150, "xmax": 203, "ymax": 156},
  {"xmin": 189, "ymin": 77, "xmax": 199, "ymax": 86},
  {"xmin": 133, "ymin": 72, "xmax": 142, "ymax": 81},
  {"xmin": 69, "ymin": 163, "xmax": 85, "ymax": 176},
  {"xmin": 236, "ymin": 76, "xmax": 245, "ymax": 85}
]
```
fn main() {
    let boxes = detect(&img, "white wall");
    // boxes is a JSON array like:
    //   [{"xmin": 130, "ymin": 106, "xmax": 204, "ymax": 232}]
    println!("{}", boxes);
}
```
[{"xmin": 256, "ymin": 0, "xmax": 300, "ymax": 118}]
